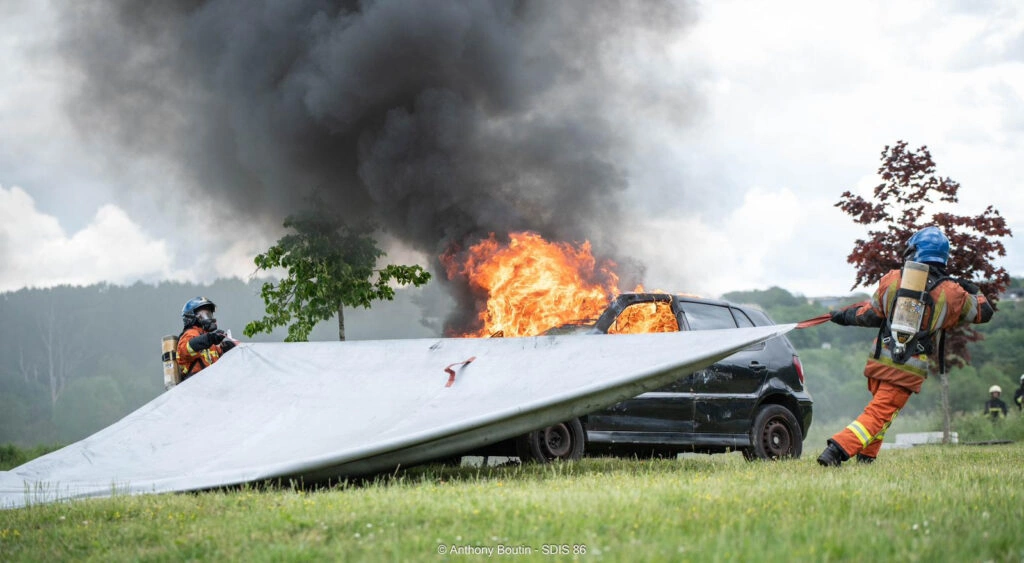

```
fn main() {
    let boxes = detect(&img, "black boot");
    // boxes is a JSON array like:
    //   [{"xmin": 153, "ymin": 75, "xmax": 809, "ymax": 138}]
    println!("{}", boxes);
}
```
[
  {"xmin": 817, "ymin": 440, "xmax": 850, "ymax": 467},
  {"xmin": 856, "ymin": 454, "xmax": 875, "ymax": 464}
]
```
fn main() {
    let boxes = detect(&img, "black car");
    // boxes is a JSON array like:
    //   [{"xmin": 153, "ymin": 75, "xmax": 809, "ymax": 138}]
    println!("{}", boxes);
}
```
[{"xmin": 469, "ymin": 293, "xmax": 812, "ymax": 462}]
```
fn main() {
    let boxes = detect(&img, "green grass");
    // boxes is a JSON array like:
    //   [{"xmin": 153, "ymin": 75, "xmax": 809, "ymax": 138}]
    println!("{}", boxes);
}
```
[
  {"xmin": 2, "ymin": 444, "xmax": 1023, "ymax": 562},
  {"xmin": 955, "ymin": 412, "xmax": 1024, "ymax": 443},
  {"xmin": 808, "ymin": 410, "xmax": 1024, "ymax": 447}
]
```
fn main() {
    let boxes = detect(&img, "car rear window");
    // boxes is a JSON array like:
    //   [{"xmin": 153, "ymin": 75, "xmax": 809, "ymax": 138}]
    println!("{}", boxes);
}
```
[
  {"xmin": 731, "ymin": 308, "xmax": 755, "ymax": 328},
  {"xmin": 743, "ymin": 308, "xmax": 775, "ymax": 327},
  {"xmin": 679, "ymin": 302, "xmax": 737, "ymax": 330}
]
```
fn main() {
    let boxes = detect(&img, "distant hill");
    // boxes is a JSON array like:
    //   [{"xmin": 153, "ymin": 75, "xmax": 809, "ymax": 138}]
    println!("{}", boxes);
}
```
[
  {"xmin": 0, "ymin": 278, "xmax": 440, "ymax": 445},
  {"xmin": 1, "ymin": 278, "xmax": 1020, "ymax": 446}
]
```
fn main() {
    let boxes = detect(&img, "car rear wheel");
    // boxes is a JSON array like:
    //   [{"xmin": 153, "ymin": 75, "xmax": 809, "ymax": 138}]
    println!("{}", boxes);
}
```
[
  {"xmin": 515, "ymin": 418, "xmax": 586, "ymax": 463},
  {"xmin": 743, "ymin": 404, "xmax": 803, "ymax": 460}
]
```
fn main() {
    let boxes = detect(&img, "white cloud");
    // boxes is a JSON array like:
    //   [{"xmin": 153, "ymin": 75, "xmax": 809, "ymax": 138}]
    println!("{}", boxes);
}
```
[
  {"xmin": 203, "ymin": 224, "xmax": 432, "ymax": 287},
  {"xmin": 627, "ymin": 187, "xmax": 862, "ymax": 297},
  {"xmin": 620, "ymin": 0, "xmax": 1024, "ymax": 297},
  {"xmin": 0, "ymin": 185, "xmax": 186, "ymax": 291},
  {"xmin": 0, "ymin": 184, "xmax": 433, "ymax": 292}
]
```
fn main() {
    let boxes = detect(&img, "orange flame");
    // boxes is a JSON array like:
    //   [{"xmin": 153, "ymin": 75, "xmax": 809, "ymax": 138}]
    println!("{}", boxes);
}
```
[
  {"xmin": 443, "ymin": 231, "xmax": 619, "ymax": 337},
  {"xmin": 443, "ymin": 232, "xmax": 702, "ymax": 337},
  {"xmin": 607, "ymin": 300, "xmax": 678, "ymax": 334}
]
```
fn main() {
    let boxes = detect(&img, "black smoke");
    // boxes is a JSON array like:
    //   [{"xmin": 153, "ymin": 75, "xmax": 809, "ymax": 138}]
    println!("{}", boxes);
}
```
[{"xmin": 57, "ymin": 0, "xmax": 690, "ymax": 329}]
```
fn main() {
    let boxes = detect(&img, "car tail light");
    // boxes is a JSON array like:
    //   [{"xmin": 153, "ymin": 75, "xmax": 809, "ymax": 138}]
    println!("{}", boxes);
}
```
[{"xmin": 793, "ymin": 354, "xmax": 805, "ymax": 384}]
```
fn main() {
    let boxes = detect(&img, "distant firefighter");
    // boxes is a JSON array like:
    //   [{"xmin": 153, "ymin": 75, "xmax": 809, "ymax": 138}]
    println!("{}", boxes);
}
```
[
  {"xmin": 176, "ymin": 297, "xmax": 238, "ymax": 381},
  {"xmin": 1015, "ymin": 375, "xmax": 1024, "ymax": 412},
  {"xmin": 984, "ymin": 385, "xmax": 1008, "ymax": 420}
]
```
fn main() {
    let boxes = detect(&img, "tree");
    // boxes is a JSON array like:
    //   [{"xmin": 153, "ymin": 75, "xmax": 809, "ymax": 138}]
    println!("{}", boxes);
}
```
[
  {"xmin": 32, "ymin": 288, "xmax": 92, "ymax": 408},
  {"xmin": 244, "ymin": 203, "xmax": 431, "ymax": 342},
  {"xmin": 836, "ymin": 141, "xmax": 1012, "ymax": 439}
]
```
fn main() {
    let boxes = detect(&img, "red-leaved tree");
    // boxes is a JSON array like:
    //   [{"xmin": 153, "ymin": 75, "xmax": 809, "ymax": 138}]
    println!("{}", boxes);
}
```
[
  {"xmin": 836, "ymin": 141, "xmax": 1012, "ymax": 439},
  {"xmin": 836, "ymin": 141, "xmax": 1011, "ymax": 365}
]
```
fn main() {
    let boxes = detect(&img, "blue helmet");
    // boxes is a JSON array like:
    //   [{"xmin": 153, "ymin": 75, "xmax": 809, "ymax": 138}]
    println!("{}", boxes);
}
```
[
  {"xmin": 903, "ymin": 226, "xmax": 949, "ymax": 265},
  {"xmin": 182, "ymin": 297, "xmax": 216, "ymax": 328}
]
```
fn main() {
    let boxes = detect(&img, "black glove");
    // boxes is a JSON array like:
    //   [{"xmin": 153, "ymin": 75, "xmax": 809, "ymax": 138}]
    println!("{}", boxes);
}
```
[
  {"xmin": 209, "ymin": 330, "xmax": 227, "ymax": 345},
  {"xmin": 188, "ymin": 331, "xmax": 218, "ymax": 352},
  {"xmin": 830, "ymin": 309, "xmax": 850, "ymax": 326},
  {"xmin": 220, "ymin": 339, "xmax": 236, "ymax": 353}
]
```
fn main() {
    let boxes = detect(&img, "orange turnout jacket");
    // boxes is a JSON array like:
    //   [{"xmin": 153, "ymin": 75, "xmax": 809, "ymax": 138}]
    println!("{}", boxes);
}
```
[
  {"xmin": 176, "ymin": 326, "xmax": 224, "ymax": 379},
  {"xmin": 829, "ymin": 268, "xmax": 992, "ymax": 458},
  {"xmin": 840, "ymin": 268, "xmax": 992, "ymax": 393}
]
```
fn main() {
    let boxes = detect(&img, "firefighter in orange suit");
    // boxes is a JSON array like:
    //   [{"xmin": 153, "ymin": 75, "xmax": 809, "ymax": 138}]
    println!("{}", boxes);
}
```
[
  {"xmin": 176, "ymin": 297, "xmax": 237, "ymax": 380},
  {"xmin": 818, "ymin": 227, "xmax": 994, "ymax": 466}
]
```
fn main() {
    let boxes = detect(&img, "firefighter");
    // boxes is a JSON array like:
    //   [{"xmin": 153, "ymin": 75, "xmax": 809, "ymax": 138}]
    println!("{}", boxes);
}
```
[
  {"xmin": 176, "ymin": 297, "xmax": 237, "ymax": 380},
  {"xmin": 818, "ymin": 226, "xmax": 994, "ymax": 466},
  {"xmin": 1015, "ymin": 375, "xmax": 1024, "ymax": 412},
  {"xmin": 984, "ymin": 385, "xmax": 1008, "ymax": 419}
]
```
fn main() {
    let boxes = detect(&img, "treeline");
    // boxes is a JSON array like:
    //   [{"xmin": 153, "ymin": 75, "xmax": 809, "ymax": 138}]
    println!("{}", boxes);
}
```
[
  {"xmin": 0, "ymin": 279, "xmax": 436, "ymax": 446},
  {"xmin": 1, "ymin": 279, "xmax": 1020, "ymax": 447},
  {"xmin": 723, "ymin": 283, "xmax": 1024, "ymax": 421}
]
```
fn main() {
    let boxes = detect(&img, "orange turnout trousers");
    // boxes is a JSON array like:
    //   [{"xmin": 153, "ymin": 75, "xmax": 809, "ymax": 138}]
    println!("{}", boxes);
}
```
[{"xmin": 831, "ymin": 379, "xmax": 912, "ymax": 459}]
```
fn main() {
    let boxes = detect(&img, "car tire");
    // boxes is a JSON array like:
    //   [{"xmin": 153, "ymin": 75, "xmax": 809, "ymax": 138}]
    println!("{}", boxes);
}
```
[
  {"xmin": 515, "ymin": 418, "xmax": 586, "ymax": 463},
  {"xmin": 744, "ymin": 404, "xmax": 803, "ymax": 460}
]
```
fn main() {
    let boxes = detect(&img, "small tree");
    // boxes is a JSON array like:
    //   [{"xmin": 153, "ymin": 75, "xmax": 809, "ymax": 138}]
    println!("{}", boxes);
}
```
[
  {"xmin": 836, "ymin": 141, "xmax": 1012, "ymax": 439},
  {"xmin": 244, "ymin": 203, "xmax": 431, "ymax": 342}
]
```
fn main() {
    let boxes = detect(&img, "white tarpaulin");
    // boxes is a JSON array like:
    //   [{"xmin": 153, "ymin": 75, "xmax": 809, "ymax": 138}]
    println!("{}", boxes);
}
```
[{"xmin": 0, "ymin": 325, "xmax": 792, "ymax": 509}]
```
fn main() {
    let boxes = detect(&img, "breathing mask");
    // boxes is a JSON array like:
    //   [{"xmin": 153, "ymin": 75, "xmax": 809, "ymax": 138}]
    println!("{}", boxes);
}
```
[{"xmin": 196, "ymin": 309, "xmax": 218, "ymax": 332}]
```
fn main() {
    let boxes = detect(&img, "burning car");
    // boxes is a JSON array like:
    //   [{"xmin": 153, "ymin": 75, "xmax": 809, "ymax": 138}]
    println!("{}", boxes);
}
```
[
  {"xmin": 441, "ymin": 232, "xmax": 810, "ymax": 461},
  {"xmin": 466, "ymin": 292, "xmax": 813, "ymax": 462}
]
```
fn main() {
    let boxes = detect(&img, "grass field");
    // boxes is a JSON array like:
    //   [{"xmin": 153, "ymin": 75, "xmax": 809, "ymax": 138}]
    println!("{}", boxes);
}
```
[{"xmin": 1, "ymin": 442, "xmax": 1022, "ymax": 562}]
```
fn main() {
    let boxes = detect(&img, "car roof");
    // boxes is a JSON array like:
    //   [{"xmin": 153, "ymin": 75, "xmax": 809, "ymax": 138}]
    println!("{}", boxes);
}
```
[
  {"xmin": 618, "ymin": 292, "xmax": 752, "ymax": 310},
  {"xmin": 615, "ymin": 292, "xmax": 776, "ymax": 324}
]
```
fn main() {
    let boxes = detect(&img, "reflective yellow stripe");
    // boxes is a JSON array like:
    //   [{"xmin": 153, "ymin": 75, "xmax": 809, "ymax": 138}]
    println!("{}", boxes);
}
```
[
  {"xmin": 876, "ymin": 282, "xmax": 898, "ymax": 316},
  {"xmin": 875, "ymin": 410, "xmax": 900, "ymax": 443},
  {"xmin": 200, "ymin": 349, "xmax": 218, "ymax": 364},
  {"xmin": 959, "ymin": 294, "xmax": 978, "ymax": 324},
  {"xmin": 847, "ymin": 421, "xmax": 872, "ymax": 447},
  {"xmin": 931, "ymin": 291, "xmax": 948, "ymax": 331}
]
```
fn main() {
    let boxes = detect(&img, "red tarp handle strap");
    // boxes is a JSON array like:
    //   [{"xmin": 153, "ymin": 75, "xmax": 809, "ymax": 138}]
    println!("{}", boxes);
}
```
[
  {"xmin": 444, "ymin": 357, "xmax": 477, "ymax": 388},
  {"xmin": 795, "ymin": 313, "xmax": 832, "ymax": 329}
]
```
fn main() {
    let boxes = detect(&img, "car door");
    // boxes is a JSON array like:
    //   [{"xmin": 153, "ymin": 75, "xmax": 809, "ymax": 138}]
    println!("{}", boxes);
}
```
[
  {"xmin": 584, "ymin": 296, "xmax": 697, "ymax": 438},
  {"xmin": 680, "ymin": 302, "xmax": 769, "ymax": 435}
]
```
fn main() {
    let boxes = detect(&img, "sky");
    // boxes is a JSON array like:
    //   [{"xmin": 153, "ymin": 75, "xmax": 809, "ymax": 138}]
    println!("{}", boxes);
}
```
[{"xmin": 1, "ymin": 0, "xmax": 1022, "ymax": 301}]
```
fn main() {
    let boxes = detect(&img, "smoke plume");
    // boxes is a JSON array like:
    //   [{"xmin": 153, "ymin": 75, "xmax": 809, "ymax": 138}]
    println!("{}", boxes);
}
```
[{"xmin": 57, "ymin": 0, "xmax": 692, "ymax": 329}]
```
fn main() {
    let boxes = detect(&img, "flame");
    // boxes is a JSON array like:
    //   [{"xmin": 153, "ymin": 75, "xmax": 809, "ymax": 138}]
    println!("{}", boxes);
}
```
[
  {"xmin": 607, "ymin": 300, "xmax": 678, "ymax": 334},
  {"xmin": 443, "ymin": 232, "xmax": 702, "ymax": 338},
  {"xmin": 443, "ymin": 231, "xmax": 619, "ymax": 337}
]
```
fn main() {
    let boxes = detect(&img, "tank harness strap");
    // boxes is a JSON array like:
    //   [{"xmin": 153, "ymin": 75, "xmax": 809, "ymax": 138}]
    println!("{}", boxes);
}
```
[
  {"xmin": 875, "ymin": 274, "xmax": 951, "ymax": 366},
  {"xmin": 937, "ymin": 329, "xmax": 946, "ymax": 375}
]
